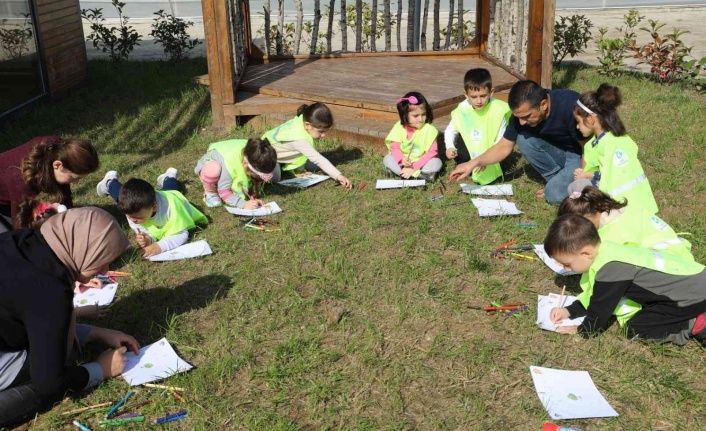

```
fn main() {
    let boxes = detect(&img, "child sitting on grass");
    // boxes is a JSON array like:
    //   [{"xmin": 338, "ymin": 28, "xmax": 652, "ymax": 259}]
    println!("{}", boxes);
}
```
[
  {"xmin": 383, "ymin": 91, "xmax": 442, "ymax": 182},
  {"xmin": 545, "ymin": 213, "xmax": 706, "ymax": 345},
  {"xmin": 96, "ymin": 168, "xmax": 207, "ymax": 257},
  {"xmin": 443, "ymin": 68, "xmax": 511, "ymax": 185}
]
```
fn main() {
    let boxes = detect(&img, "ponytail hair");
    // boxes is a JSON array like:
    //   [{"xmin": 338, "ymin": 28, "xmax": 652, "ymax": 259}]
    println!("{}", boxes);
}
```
[
  {"xmin": 22, "ymin": 137, "xmax": 99, "ymax": 200},
  {"xmin": 574, "ymin": 83, "xmax": 626, "ymax": 136},
  {"xmin": 15, "ymin": 198, "xmax": 65, "ymax": 229},
  {"xmin": 243, "ymin": 138, "xmax": 277, "ymax": 186},
  {"xmin": 297, "ymin": 102, "xmax": 334, "ymax": 130},
  {"xmin": 558, "ymin": 186, "xmax": 627, "ymax": 217},
  {"xmin": 544, "ymin": 213, "xmax": 601, "ymax": 258}
]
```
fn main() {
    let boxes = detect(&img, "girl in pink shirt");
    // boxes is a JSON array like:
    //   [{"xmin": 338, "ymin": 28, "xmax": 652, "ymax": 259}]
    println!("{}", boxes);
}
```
[{"xmin": 383, "ymin": 92, "xmax": 442, "ymax": 182}]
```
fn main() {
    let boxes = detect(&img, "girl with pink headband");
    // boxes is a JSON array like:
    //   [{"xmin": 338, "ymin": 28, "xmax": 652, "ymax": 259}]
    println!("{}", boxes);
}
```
[
  {"xmin": 383, "ymin": 91, "xmax": 442, "ymax": 181},
  {"xmin": 194, "ymin": 138, "xmax": 277, "ymax": 209}
]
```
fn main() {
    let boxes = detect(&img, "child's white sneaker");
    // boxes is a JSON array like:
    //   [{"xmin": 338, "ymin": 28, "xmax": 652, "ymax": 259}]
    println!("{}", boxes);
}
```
[
  {"xmin": 203, "ymin": 193, "xmax": 221, "ymax": 208},
  {"xmin": 96, "ymin": 171, "xmax": 118, "ymax": 197},
  {"xmin": 157, "ymin": 167, "xmax": 178, "ymax": 188}
]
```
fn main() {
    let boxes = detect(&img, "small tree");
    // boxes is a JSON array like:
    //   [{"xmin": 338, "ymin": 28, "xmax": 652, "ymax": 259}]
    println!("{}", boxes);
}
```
[
  {"xmin": 150, "ymin": 10, "xmax": 201, "ymax": 61},
  {"xmin": 0, "ymin": 14, "xmax": 33, "ymax": 59},
  {"xmin": 595, "ymin": 9, "xmax": 642, "ymax": 77},
  {"xmin": 554, "ymin": 14, "xmax": 592, "ymax": 66},
  {"xmin": 81, "ymin": 0, "xmax": 142, "ymax": 61}
]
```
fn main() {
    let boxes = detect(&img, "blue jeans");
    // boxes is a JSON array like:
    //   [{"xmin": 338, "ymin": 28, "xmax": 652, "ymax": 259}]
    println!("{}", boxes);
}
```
[
  {"xmin": 108, "ymin": 177, "xmax": 180, "ymax": 203},
  {"xmin": 516, "ymin": 133, "xmax": 581, "ymax": 205}
]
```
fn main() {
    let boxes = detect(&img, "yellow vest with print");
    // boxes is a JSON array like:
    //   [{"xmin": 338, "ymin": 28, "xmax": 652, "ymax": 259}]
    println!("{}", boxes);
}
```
[
  {"xmin": 578, "ymin": 241, "xmax": 704, "ymax": 327},
  {"xmin": 207, "ymin": 139, "xmax": 251, "ymax": 200},
  {"xmin": 450, "ymin": 98, "xmax": 511, "ymax": 185},
  {"xmin": 385, "ymin": 121, "xmax": 439, "ymax": 177},
  {"xmin": 598, "ymin": 207, "xmax": 693, "ymax": 262},
  {"xmin": 582, "ymin": 132, "xmax": 659, "ymax": 214},
  {"xmin": 144, "ymin": 190, "xmax": 208, "ymax": 240},
  {"xmin": 262, "ymin": 115, "xmax": 312, "ymax": 171}
]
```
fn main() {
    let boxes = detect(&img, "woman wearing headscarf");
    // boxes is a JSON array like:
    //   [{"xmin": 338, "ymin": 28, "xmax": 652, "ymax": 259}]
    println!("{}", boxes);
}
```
[{"xmin": 0, "ymin": 207, "xmax": 140, "ymax": 427}]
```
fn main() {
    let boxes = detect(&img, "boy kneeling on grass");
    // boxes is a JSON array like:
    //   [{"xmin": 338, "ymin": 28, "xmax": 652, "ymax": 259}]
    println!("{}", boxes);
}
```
[
  {"xmin": 545, "ymin": 213, "xmax": 706, "ymax": 345},
  {"xmin": 97, "ymin": 168, "xmax": 207, "ymax": 257}
]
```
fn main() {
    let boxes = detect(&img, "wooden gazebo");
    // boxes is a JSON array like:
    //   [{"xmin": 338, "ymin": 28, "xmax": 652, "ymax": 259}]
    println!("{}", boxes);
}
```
[{"xmin": 199, "ymin": 0, "xmax": 555, "ymax": 141}]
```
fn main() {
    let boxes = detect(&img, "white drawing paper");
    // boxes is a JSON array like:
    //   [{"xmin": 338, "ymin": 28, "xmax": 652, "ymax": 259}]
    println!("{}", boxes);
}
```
[
  {"xmin": 73, "ymin": 283, "xmax": 118, "ymax": 308},
  {"xmin": 278, "ymin": 174, "xmax": 331, "ymax": 188},
  {"xmin": 149, "ymin": 240, "xmax": 213, "ymax": 262},
  {"xmin": 375, "ymin": 179, "xmax": 426, "ymax": 189},
  {"xmin": 471, "ymin": 198, "xmax": 523, "ymax": 216},
  {"xmin": 225, "ymin": 202, "xmax": 282, "ymax": 217},
  {"xmin": 122, "ymin": 338, "xmax": 193, "ymax": 386},
  {"xmin": 530, "ymin": 366, "xmax": 619, "ymax": 420},
  {"xmin": 461, "ymin": 183, "xmax": 513, "ymax": 196},
  {"xmin": 534, "ymin": 245, "xmax": 579, "ymax": 275},
  {"xmin": 537, "ymin": 294, "xmax": 586, "ymax": 331}
]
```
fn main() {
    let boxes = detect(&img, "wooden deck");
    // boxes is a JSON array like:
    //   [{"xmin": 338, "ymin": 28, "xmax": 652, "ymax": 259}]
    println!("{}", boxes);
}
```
[{"xmin": 210, "ymin": 55, "xmax": 520, "ymax": 143}]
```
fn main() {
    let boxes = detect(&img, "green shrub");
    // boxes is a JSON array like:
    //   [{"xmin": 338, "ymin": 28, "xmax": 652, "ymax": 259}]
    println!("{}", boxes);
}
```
[
  {"xmin": 150, "ymin": 10, "xmax": 201, "ymax": 61},
  {"xmin": 553, "ymin": 14, "xmax": 593, "ymax": 66}
]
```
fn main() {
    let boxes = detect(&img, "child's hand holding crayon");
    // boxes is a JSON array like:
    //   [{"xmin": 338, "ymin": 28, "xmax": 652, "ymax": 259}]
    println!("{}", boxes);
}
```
[
  {"xmin": 135, "ymin": 230, "xmax": 151, "ymax": 248},
  {"xmin": 550, "ymin": 307, "xmax": 570, "ymax": 324},
  {"xmin": 336, "ymin": 175, "xmax": 352, "ymax": 191},
  {"xmin": 243, "ymin": 199, "xmax": 264, "ymax": 210},
  {"xmin": 445, "ymin": 148, "xmax": 458, "ymax": 159},
  {"xmin": 400, "ymin": 167, "xmax": 416, "ymax": 179}
]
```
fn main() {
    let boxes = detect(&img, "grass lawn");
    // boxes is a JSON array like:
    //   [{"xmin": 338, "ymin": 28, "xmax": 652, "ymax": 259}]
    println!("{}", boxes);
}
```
[{"xmin": 1, "ymin": 59, "xmax": 705, "ymax": 431}]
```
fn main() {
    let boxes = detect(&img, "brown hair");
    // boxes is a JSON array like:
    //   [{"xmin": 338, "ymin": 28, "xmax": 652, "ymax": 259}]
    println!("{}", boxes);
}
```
[
  {"xmin": 22, "ymin": 138, "xmax": 99, "ymax": 200},
  {"xmin": 544, "ymin": 214, "xmax": 601, "ymax": 257},
  {"xmin": 297, "ymin": 103, "xmax": 334, "ymax": 130},
  {"xmin": 573, "ymin": 83, "xmax": 626, "ymax": 136},
  {"xmin": 14, "ymin": 198, "xmax": 59, "ymax": 229},
  {"xmin": 557, "ymin": 186, "xmax": 627, "ymax": 217},
  {"xmin": 243, "ymin": 138, "xmax": 277, "ymax": 198},
  {"xmin": 464, "ymin": 68, "xmax": 493, "ymax": 92}
]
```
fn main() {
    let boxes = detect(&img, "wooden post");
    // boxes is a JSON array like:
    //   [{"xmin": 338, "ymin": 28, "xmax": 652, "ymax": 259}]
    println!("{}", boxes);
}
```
[
  {"xmin": 541, "ymin": 0, "xmax": 555, "ymax": 88},
  {"xmin": 294, "ymin": 0, "xmax": 303, "ymax": 54},
  {"xmin": 201, "ymin": 0, "xmax": 225, "ymax": 126},
  {"xmin": 356, "ymin": 0, "xmax": 363, "ymax": 52},
  {"xmin": 432, "ymin": 0, "xmax": 440, "ymax": 50},
  {"xmin": 276, "ymin": 0, "xmax": 284, "ymax": 54},
  {"xmin": 457, "ymin": 0, "xmax": 463, "ymax": 48},
  {"xmin": 327, "ymin": 0, "xmax": 335, "ymax": 52},
  {"xmin": 384, "ymin": 0, "xmax": 391, "ymax": 51},
  {"xmin": 421, "ymin": 0, "xmax": 429, "ymax": 50},
  {"xmin": 526, "ymin": 0, "xmax": 554, "ymax": 86},
  {"xmin": 341, "ymin": 0, "xmax": 348, "ymax": 52},
  {"xmin": 444, "ymin": 0, "xmax": 454, "ymax": 49},
  {"xmin": 264, "ymin": 0, "xmax": 271, "ymax": 55},
  {"xmin": 476, "ymin": 0, "xmax": 489, "ymax": 52},
  {"xmin": 407, "ymin": 0, "xmax": 415, "ymax": 51},
  {"xmin": 396, "ymin": 0, "xmax": 402, "ymax": 50},
  {"xmin": 371, "ymin": 0, "xmax": 378, "ymax": 52},
  {"xmin": 242, "ymin": 0, "xmax": 254, "ymax": 57},
  {"xmin": 311, "ymin": 0, "xmax": 322, "ymax": 53}
]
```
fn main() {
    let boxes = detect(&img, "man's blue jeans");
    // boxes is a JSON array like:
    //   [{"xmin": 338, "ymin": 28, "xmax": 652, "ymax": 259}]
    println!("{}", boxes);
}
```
[{"xmin": 516, "ymin": 132, "xmax": 581, "ymax": 205}]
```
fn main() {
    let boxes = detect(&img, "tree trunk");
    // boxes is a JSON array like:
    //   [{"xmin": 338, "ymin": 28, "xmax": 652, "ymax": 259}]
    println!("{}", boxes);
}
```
[
  {"xmin": 327, "ymin": 0, "xmax": 335, "ymax": 52},
  {"xmin": 384, "ymin": 0, "xmax": 391, "ymax": 51},
  {"xmin": 396, "ymin": 0, "xmax": 402, "ymax": 51},
  {"xmin": 515, "ymin": 0, "xmax": 525, "ymax": 73},
  {"xmin": 421, "ymin": 0, "xmax": 429, "ymax": 50},
  {"xmin": 444, "ymin": 0, "xmax": 454, "ymax": 50},
  {"xmin": 355, "ymin": 0, "xmax": 363, "ymax": 52},
  {"xmin": 276, "ymin": 0, "xmax": 284, "ymax": 54},
  {"xmin": 407, "ymin": 0, "xmax": 414, "ymax": 51},
  {"xmin": 457, "ymin": 0, "xmax": 463, "ymax": 48},
  {"xmin": 341, "ymin": 0, "xmax": 347, "ymax": 51},
  {"xmin": 312, "ymin": 0, "xmax": 322, "ymax": 54},
  {"xmin": 432, "ymin": 0, "xmax": 440, "ymax": 50},
  {"xmin": 294, "ymin": 0, "xmax": 303, "ymax": 54},
  {"xmin": 264, "ymin": 0, "xmax": 271, "ymax": 55},
  {"xmin": 371, "ymin": 0, "xmax": 378, "ymax": 52}
]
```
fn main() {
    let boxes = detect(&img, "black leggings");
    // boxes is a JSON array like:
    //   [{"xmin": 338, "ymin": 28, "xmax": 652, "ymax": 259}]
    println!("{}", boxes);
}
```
[{"xmin": 0, "ymin": 359, "xmax": 41, "ymax": 428}]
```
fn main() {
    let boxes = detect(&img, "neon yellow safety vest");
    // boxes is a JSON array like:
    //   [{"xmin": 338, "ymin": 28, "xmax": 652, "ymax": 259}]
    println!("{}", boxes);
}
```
[
  {"xmin": 578, "ymin": 241, "xmax": 704, "ymax": 327},
  {"xmin": 598, "ymin": 208, "xmax": 693, "ymax": 262},
  {"xmin": 207, "ymin": 139, "xmax": 251, "ymax": 199},
  {"xmin": 582, "ymin": 132, "xmax": 659, "ymax": 215},
  {"xmin": 385, "ymin": 122, "xmax": 439, "ymax": 177},
  {"xmin": 143, "ymin": 190, "xmax": 208, "ymax": 240},
  {"xmin": 262, "ymin": 115, "xmax": 312, "ymax": 171},
  {"xmin": 450, "ymin": 98, "xmax": 511, "ymax": 185}
]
